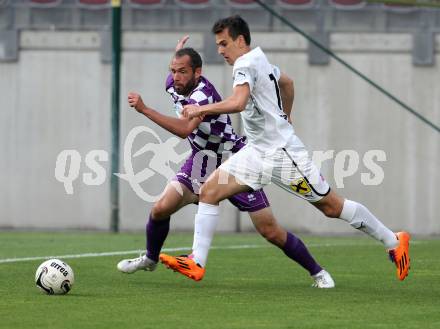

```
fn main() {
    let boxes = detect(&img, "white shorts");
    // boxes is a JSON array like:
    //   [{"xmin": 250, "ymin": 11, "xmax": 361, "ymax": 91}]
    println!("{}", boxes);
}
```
[{"xmin": 219, "ymin": 136, "xmax": 330, "ymax": 202}]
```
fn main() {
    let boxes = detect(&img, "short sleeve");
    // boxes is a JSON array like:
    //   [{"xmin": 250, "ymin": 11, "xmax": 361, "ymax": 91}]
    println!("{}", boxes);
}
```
[
  {"xmin": 232, "ymin": 66, "xmax": 255, "ymax": 91},
  {"xmin": 271, "ymin": 65, "xmax": 281, "ymax": 81}
]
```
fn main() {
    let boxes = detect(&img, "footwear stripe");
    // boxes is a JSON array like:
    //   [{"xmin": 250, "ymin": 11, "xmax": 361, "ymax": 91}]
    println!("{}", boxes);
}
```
[{"xmin": 177, "ymin": 262, "xmax": 190, "ymax": 270}]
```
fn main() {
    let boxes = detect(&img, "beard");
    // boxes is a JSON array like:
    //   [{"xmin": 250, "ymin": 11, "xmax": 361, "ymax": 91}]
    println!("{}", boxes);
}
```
[{"xmin": 176, "ymin": 76, "xmax": 197, "ymax": 96}]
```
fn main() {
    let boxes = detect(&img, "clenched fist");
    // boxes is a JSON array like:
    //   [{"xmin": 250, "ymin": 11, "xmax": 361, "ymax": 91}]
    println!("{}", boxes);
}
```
[
  {"xmin": 182, "ymin": 104, "xmax": 203, "ymax": 119},
  {"xmin": 128, "ymin": 92, "xmax": 145, "ymax": 113}
]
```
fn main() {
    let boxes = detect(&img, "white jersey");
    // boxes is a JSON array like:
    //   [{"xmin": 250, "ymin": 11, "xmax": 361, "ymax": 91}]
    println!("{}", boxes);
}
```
[{"xmin": 232, "ymin": 47, "xmax": 296, "ymax": 151}]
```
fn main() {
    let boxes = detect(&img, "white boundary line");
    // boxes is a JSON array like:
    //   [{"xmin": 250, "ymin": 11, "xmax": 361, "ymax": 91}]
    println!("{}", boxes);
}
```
[
  {"xmin": 0, "ymin": 244, "xmax": 266, "ymax": 264},
  {"xmin": 0, "ymin": 240, "xmax": 422, "ymax": 264}
]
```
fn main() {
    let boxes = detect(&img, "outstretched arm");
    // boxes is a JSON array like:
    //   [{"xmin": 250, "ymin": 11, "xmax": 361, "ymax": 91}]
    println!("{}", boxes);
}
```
[
  {"xmin": 182, "ymin": 84, "xmax": 250, "ymax": 119},
  {"xmin": 127, "ymin": 36, "xmax": 205, "ymax": 138},
  {"xmin": 278, "ymin": 73, "xmax": 294, "ymax": 124},
  {"xmin": 128, "ymin": 92, "xmax": 202, "ymax": 139}
]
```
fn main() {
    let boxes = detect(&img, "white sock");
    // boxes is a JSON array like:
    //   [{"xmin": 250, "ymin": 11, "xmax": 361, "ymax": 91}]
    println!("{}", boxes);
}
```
[
  {"xmin": 191, "ymin": 202, "xmax": 219, "ymax": 267},
  {"xmin": 339, "ymin": 199, "xmax": 398, "ymax": 249}
]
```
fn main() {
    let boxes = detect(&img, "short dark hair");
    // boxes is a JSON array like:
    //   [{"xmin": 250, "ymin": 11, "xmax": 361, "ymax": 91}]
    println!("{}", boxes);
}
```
[
  {"xmin": 211, "ymin": 15, "xmax": 251, "ymax": 46},
  {"xmin": 174, "ymin": 47, "xmax": 203, "ymax": 72}
]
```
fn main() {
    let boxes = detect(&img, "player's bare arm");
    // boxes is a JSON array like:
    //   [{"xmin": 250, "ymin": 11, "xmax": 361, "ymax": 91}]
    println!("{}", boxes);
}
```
[
  {"xmin": 128, "ymin": 92, "xmax": 202, "ymax": 139},
  {"xmin": 175, "ymin": 35, "xmax": 189, "ymax": 51},
  {"xmin": 182, "ymin": 83, "xmax": 250, "ymax": 119},
  {"xmin": 278, "ymin": 73, "xmax": 294, "ymax": 123}
]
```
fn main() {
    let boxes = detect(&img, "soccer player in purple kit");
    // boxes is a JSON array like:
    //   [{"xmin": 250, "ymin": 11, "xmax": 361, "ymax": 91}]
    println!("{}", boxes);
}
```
[{"xmin": 117, "ymin": 36, "xmax": 335, "ymax": 288}]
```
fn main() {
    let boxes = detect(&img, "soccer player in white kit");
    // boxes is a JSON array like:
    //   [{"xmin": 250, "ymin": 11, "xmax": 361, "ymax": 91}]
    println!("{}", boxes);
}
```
[{"xmin": 160, "ymin": 15, "xmax": 411, "ymax": 283}]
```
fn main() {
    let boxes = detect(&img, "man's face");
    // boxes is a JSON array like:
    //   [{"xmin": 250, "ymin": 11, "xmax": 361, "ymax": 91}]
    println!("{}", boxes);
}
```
[
  {"xmin": 215, "ymin": 28, "xmax": 246, "ymax": 65},
  {"xmin": 169, "ymin": 55, "xmax": 200, "ymax": 96}
]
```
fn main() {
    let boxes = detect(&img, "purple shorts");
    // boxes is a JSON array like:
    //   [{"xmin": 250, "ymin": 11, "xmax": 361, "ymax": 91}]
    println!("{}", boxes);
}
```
[{"xmin": 173, "ymin": 150, "xmax": 270, "ymax": 212}]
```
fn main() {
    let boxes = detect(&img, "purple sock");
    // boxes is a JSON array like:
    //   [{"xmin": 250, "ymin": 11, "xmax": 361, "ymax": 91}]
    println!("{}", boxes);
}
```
[
  {"xmin": 283, "ymin": 232, "xmax": 322, "ymax": 276},
  {"xmin": 146, "ymin": 214, "xmax": 170, "ymax": 262}
]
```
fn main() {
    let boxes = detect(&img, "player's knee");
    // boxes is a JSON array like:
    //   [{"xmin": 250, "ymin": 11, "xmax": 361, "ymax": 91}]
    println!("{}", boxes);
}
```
[
  {"xmin": 320, "ymin": 204, "xmax": 342, "ymax": 218},
  {"xmin": 199, "ymin": 185, "xmax": 221, "ymax": 204},
  {"xmin": 263, "ymin": 229, "xmax": 279, "ymax": 245},
  {"xmin": 258, "ymin": 225, "xmax": 282, "ymax": 246},
  {"xmin": 315, "ymin": 192, "xmax": 344, "ymax": 219},
  {"xmin": 151, "ymin": 201, "xmax": 170, "ymax": 220}
]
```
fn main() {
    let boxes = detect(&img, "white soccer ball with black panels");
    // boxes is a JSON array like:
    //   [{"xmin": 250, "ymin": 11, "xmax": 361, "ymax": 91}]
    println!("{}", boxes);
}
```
[{"xmin": 35, "ymin": 259, "xmax": 74, "ymax": 295}]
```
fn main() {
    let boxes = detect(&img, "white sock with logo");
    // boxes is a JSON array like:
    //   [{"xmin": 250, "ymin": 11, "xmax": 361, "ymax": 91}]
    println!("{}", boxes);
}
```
[
  {"xmin": 191, "ymin": 202, "xmax": 219, "ymax": 267},
  {"xmin": 339, "ymin": 199, "xmax": 398, "ymax": 249}
]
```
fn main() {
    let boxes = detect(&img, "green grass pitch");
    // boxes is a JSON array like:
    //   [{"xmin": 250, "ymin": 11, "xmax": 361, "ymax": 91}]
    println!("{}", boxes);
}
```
[{"xmin": 0, "ymin": 232, "xmax": 439, "ymax": 329}]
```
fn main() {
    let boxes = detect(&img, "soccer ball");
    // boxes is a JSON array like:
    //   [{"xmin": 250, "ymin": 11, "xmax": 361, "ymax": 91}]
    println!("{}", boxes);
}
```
[{"xmin": 35, "ymin": 259, "xmax": 74, "ymax": 295}]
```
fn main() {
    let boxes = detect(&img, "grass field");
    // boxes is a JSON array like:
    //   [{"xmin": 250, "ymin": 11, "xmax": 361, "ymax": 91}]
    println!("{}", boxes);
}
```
[{"xmin": 0, "ymin": 232, "xmax": 439, "ymax": 329}]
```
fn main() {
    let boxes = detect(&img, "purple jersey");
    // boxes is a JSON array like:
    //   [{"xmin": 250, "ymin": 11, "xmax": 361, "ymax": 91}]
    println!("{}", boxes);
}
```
[{"xmin": 165, "ymin": 74, "xmax": 245, "ymax": 155}]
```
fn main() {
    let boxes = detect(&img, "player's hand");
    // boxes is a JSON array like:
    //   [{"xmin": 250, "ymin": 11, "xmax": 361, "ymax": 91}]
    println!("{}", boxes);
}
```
[
  {"xmin": 175, "ymin": 35, "xmax": 189, "ymax": 52},
  {"xmin": 127, "ymin": 92, "xmax": 145, "ymax": 113},
  {"xmin": 182, "ymin": 104, "xmax": 203, "ymax": 119}
]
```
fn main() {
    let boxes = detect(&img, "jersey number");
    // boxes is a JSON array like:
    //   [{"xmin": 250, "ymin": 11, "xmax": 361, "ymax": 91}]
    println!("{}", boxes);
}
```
[{"xmin": 269, "ymin": 73, "xmax": 283, "ymax": 112}]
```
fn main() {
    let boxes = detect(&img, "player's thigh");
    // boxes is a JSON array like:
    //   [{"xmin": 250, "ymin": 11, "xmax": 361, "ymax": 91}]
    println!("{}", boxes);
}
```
[
  {"xmin": 200, "ymin": 168, "xmax": 252, "ymax": 204},
  {"xmin": 152, "ymin": 181, "xmax": 198, "ymax": 219},
  {"xmin": 249, "ymin": 207, "xmax": 277, "ymax": 232}
]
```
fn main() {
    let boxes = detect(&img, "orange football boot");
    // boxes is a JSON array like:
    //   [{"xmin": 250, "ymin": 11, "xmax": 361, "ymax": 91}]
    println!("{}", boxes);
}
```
[
  {"xmin": 388, "ymin": 231, "xmax": 411, "ymax": 281},
  {"xmin": 159, "ymin": 254, "xmax": 205, "ymax": 281}
]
